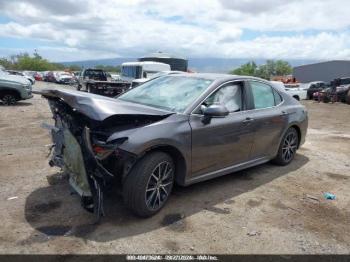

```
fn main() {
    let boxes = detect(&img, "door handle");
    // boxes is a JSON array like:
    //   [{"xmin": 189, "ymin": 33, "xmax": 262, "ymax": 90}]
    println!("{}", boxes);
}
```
[
  {"xmin": 280, "ymin": 111, "xmax": 288, "ymax": 116},
  {"xmin": 243, "ymin": 117, "xmax": 254, "ymax": 124}
]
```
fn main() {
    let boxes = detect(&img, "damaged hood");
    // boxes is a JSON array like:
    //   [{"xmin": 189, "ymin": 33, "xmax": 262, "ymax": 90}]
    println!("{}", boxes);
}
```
[{"xmin": 35, "ymin": 88, "xmax": 173, "ymax": 121}]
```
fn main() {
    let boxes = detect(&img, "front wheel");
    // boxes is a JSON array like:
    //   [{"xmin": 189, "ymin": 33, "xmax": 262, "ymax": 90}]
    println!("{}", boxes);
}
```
[
  {"xmin": 272, "ymin": 127, "xmax": 299, "ymax": 166},
  {"xmin": 123, "ymin": 152, "xmax": 175, "ymax": 217},
  {"xmin": 1, "ymin": 94, "xmax": 17, "ymax": 105}
]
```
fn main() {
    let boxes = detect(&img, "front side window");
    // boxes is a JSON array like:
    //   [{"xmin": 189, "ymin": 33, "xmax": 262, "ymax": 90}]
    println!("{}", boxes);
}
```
[
  {"xmin": 203, "ymin": 83, "xmax": 242, "ymax": 112},
  {"xmin": 250, "ymin": 81, "xmax": 275, "ymax": 109},
  {"xmin": 118, "ymin": 76, "xmax": 213, "ymax": 112}
]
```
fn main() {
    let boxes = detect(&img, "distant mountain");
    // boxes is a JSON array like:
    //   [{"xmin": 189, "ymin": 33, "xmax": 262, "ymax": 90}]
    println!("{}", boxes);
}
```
[{"xmin": 63, "ymin": 57, "xmax": 318, "ymax": 73}]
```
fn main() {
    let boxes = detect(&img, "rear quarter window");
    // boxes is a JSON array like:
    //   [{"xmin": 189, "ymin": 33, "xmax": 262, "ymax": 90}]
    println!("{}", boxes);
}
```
[{"xmin": 250, "ymin": 81, "xmax": 276, "ymax": 109}]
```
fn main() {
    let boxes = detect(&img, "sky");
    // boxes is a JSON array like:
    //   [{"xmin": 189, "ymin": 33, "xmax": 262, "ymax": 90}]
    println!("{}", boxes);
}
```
[{"xmin": 1, "ymin": 0, "xmax": 350, "ymax": 62}]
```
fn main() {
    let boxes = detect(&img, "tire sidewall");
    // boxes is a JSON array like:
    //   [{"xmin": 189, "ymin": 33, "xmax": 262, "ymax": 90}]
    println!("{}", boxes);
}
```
[
  {"xmin": 123, "ymin": 152, "xmax": 175, "ymax": 217},
  {"xmin": 2, "ymin": 94, "xmax": 17, "ymax": 105},
  {"xmin": 275, "ymin": 127, "xmax": 299, "ymax": 165}
]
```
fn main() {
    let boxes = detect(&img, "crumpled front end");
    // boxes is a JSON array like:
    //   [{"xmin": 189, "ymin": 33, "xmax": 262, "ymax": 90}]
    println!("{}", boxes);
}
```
[
  {"xmin": 40, "ymin": 91, "xmax": 170, "ymax": 221},
  {"xmin": 43, "ymin": 101, "xmax": 117, "ymax": 221}
]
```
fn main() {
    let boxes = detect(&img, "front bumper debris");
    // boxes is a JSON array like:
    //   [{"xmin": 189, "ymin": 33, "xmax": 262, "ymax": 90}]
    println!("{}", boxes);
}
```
[{"xmin": 42, "ymin": 120, "xmax": 114, "ymax": 223}]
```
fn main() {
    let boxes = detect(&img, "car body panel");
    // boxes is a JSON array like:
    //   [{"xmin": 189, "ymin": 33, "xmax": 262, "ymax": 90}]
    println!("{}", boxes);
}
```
[
  {"xmin": 39, "ymin": 73, "xmax": 308, "ymax": 217},
  {"xmin": 189, "ymin": 111, "xmax": 255, "ymax": 177},
  {"xmin": 0, "ymin": 70, "xmax": 33, "ymax": 100}
]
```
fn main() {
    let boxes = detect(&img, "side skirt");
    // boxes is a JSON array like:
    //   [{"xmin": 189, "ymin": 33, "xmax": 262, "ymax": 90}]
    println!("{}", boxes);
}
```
[{"xmin": 184, "ymin": 156, "xmax": 272, "ymax": 186}]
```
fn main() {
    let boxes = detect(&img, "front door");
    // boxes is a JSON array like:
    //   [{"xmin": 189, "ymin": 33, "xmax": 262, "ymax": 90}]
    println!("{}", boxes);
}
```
[{"xmin": 189, "ymin": 81, "xmax": 255, "ymax": 178}]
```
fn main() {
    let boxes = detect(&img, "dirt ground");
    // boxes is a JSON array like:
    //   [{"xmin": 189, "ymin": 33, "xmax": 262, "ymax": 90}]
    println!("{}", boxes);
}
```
[{"xmin": 0, "ymin": 81, "xmax": 349, "ymax": 254}]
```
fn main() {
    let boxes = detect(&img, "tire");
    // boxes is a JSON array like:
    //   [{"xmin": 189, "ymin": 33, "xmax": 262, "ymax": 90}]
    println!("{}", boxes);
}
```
[
  {"xmin": 1, "ymin": 94, "xmax": 17, "ymax": 105},
  {"xmin": 272, "ymin": 127, "xmax": 299, "ymax": 166},
  {"xmin": 323, "ymin": 96, "xmax": 330, "ymax": 103},
  {"xmin": 346, "ymin": 90, "xmax": 350, "ymax": 105},
  {"xmin": 123, "ymin": 152, "xmax": 175, "ymax": 217}
]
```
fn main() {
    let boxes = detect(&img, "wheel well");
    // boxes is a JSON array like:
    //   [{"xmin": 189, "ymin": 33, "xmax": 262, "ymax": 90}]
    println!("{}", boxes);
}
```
[
  {"xmin": 290, "ymin": 125, "xmax": 301, "ymax": 148},
  {"xmin": 145, "ymin": 145, "xmax": 187, "ymax": 186},
  {"xmin": 0, "ymin": 89, "xmax": 20, "ymax": 100}
]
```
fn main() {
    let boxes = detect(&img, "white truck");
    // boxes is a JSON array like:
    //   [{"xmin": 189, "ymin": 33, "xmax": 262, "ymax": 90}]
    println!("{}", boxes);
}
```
[
  {"xmin": 120, "ymin": 61, "xmax": 171, "ymax": 82},
  {"xmin": 270, "ymin": 81, "xmax": 307, "ymax": 101}
]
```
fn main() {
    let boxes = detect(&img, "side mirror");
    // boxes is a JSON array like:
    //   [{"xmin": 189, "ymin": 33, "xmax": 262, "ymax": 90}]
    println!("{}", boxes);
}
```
[
  {"xmin": 202, "ymin": 104, "xmax": 229, "ymax": 124},
  {"xmin": 203, "ymin": 104, "xmax": 229, "ymax": 118}
]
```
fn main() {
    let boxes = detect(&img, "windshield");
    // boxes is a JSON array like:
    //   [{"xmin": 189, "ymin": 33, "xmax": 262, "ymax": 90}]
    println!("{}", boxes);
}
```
[
  {"xmin": 85, "ymin": 70, "xmax": 105, "ymax": 78},
  {"xmin": 118, "ymin": 75, "xmax": 213, "ymax": 112}
]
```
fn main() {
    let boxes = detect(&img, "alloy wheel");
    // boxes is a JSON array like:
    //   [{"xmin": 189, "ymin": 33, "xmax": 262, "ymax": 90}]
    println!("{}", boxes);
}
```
[
  {"xmin": 145, "ymin": 161, "xmax": 174, "ymax": 210},
  {"xmin": 2, "ymin": 95, "xmax": 16, "ymax": 105},
  {"xmin": 282, "ymin": 132, "xmax": 298, "ymax": 162}
]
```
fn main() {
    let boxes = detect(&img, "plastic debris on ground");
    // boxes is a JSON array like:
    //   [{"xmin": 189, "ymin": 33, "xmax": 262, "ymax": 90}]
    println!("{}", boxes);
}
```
[
  {"xmin": 7, "ymin": 196, "xmax": 18, "ymax": 200},
  {"xmin": 323, "ymin": 192, "xmax": 336, "ymax": 200}
]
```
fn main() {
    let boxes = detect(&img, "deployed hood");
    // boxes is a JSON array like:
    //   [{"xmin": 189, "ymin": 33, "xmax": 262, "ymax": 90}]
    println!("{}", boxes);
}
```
[
  {"xmin": 0, "ymin": 72, "xmax": 30, "ymax": 85},
  {"xmin": 35, "ymin": 88, "xmax": 173, "ymax": 121}
]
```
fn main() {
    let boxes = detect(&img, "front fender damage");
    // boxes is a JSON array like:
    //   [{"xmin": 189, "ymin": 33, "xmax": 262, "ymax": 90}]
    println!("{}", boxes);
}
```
[{"xmin": 42, "ymin": 95, "xmax": 168, "ymax": 222}]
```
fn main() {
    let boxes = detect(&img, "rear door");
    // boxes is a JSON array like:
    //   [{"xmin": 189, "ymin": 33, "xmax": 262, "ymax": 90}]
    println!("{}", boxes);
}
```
[{"xmin": 245, "ymin": 80, "xmax": 288, "ymax": 159}]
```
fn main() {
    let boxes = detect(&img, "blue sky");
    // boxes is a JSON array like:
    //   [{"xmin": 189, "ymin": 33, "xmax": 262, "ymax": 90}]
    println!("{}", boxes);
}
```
[{"xmin": 0, "ymin": 0, "xmax": 350, "ymax": 62}]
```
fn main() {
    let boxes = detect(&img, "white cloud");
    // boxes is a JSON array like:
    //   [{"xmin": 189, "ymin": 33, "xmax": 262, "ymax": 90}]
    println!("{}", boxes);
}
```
[{"xmin": 0, "ymin": 0, "xmax": 350, "ymax": 61}]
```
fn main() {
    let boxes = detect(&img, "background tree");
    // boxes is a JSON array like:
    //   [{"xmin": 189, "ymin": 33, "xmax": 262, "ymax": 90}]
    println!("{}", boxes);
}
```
[
  {"xmin": 95, "ymin": 64, "xmax": 121, "ymax": 73},
  {"xmin": 230, "ymin": 60, "xmax": 292, "ymax": 80},
  {"xmin": 0, "ymin": 52, "xmax": 66, "ymax": 71},
  {"xmin": 230, "ymin": 61, "xmax": 257, "ymax": 76}
]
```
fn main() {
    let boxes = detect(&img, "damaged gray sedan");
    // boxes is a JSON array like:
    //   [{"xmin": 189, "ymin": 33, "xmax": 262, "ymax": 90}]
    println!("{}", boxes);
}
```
[{"xmin": 39, "ymin": 73, "xmax": 308, "ymax": 218}]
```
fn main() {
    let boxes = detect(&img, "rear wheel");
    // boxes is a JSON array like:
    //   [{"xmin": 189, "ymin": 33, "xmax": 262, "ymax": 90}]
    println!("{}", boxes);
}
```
[
  {"xmin": 123, "ymin": 152, "xmax": 175, "ymax": 217},
  {"xmin": 272, "ymin": 127, "xmax": 299, "ymax": 166},
  {"xmin": 1, "ymin": 94, "xmax": 17, "ymax": 105}
]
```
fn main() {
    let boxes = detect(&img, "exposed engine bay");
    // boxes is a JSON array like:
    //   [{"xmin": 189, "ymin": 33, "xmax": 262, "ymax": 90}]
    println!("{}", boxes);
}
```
[{"xmin": 38, "ymin": 88, "xmax": 171, "ymax": 222}]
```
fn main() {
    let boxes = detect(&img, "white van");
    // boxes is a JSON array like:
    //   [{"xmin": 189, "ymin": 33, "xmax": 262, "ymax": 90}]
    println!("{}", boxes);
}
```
[{"xmin": 120, "ymin": 61, "xmax": 171, "ymax": 81}]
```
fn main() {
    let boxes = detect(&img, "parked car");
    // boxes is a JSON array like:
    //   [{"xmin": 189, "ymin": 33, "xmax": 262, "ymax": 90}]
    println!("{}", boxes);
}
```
[
  {"xmin": 304, "ymin": 81, "xmax": 327, "ymax": 99},
  {"xmin": 6, "ymin": 70, "xmax": 35, "ymax": 85},
  {"xmin": 34, "ymin": 72, "xmax": 43, "ymax": 81},
  {"xmin": 38, "ymin": 74, "xmax": 308, "ymax": 219},
  {"xmin": 55, "ymin": 71, "xmax": 75, "ymax": 84},
  {"xmin": 270, "ymin": 81, "xmax": 307, "ymax": 101},
  {"xmin": 0, "ymin": 70, "xmax": 33, "ymax": 105},
  {"xmin": 43, "ymin": 71, "xmax": 56, "ymax": 82},
  {"xmin": 315, "ymin": 77, "xmax": 350, "ymax": 103}
]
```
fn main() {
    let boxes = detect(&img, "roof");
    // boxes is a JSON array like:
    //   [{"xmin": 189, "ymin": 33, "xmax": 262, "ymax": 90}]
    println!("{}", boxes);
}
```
[
  {"xmin": 167, "ymin": 72, "xmax": 267, "ymax": 82},
  {"xmin": 293, "ymin": 60, "xmax": 350, "ymax": 69},
  {"xmin": 139, "ymin": 52, "xmax": 187, "ymax": 60},
  {"xmin": 121, "ymin": 61, "xmax": 170, "ymax": 66}
]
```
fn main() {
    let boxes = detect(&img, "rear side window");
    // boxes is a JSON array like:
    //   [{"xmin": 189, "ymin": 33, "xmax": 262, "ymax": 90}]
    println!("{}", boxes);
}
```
[
  {"xmin": 249, "ymin": 81, "xmax": 275, "ymax": 109},
  {"xmin": 273, "ymin": 89, "xmax": 283, "ymax": 105}
]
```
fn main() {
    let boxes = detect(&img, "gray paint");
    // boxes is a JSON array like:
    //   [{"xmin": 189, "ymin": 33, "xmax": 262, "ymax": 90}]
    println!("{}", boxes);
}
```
[
  {"xmin": 42, "ymin": 74, "xmax": 308, "ymax": 187},
  {"xmin": 293, "ymin": 60, "xmax": 350, "ymax": 83}
]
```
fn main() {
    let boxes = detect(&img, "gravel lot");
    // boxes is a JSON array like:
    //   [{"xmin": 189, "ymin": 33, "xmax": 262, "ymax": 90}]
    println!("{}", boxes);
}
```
[{"xmin": 0, "ymin": 81, "xmax": 349, "ymax": 254}]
